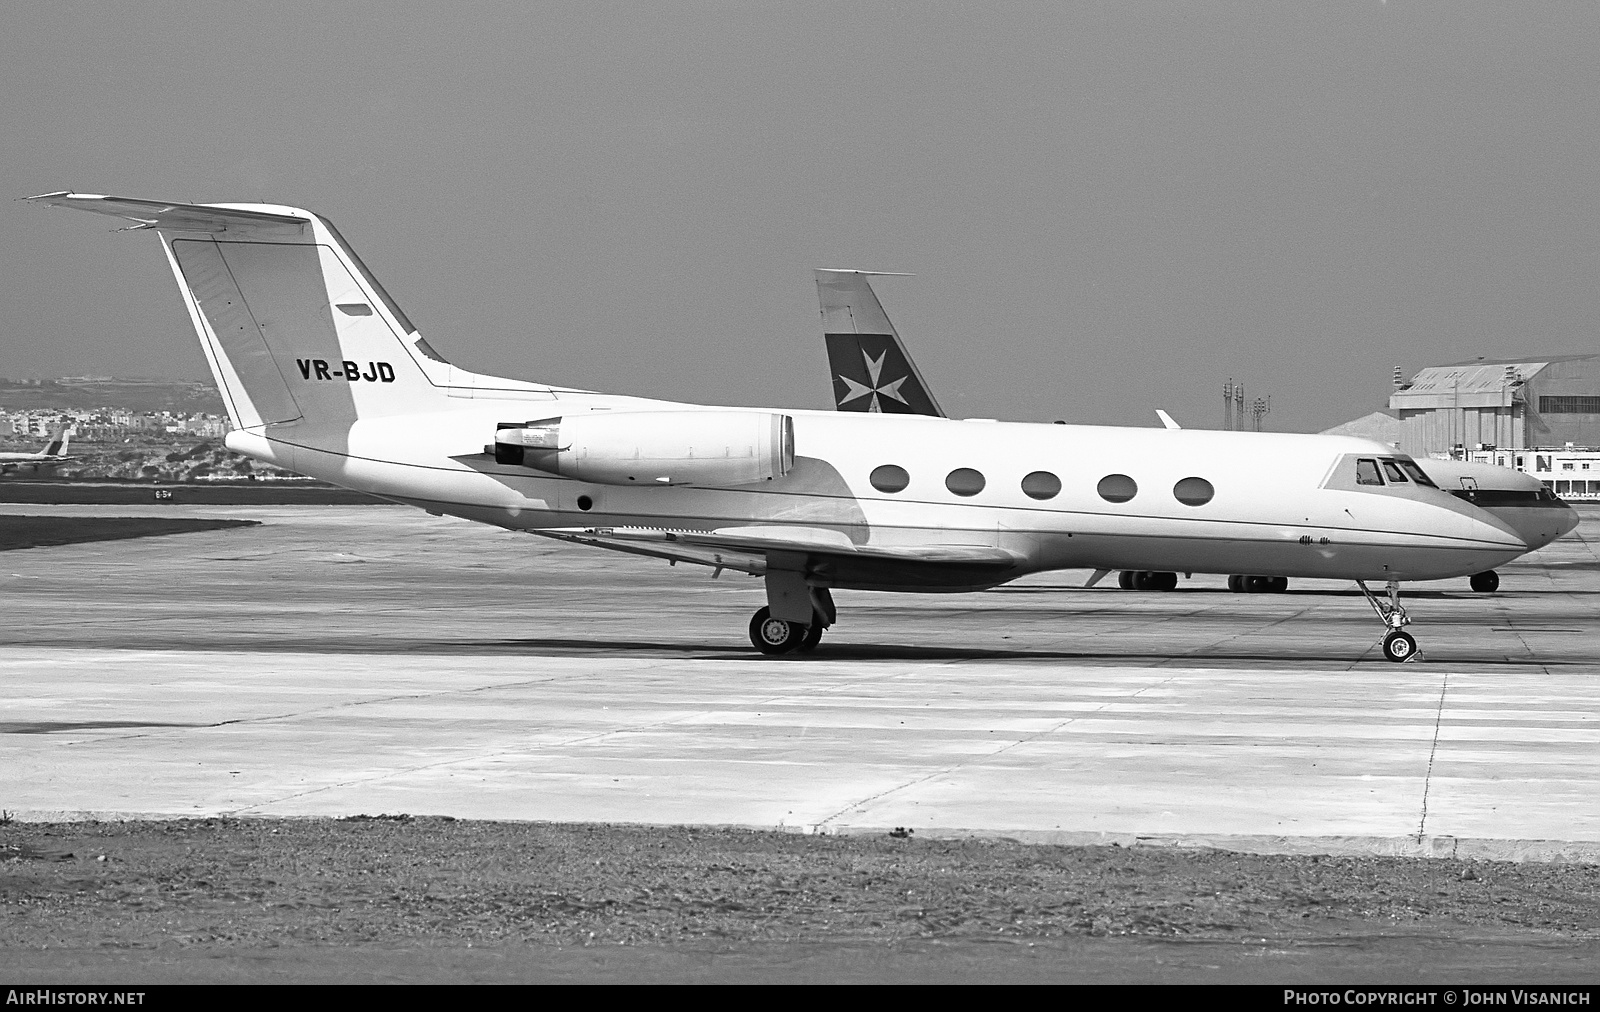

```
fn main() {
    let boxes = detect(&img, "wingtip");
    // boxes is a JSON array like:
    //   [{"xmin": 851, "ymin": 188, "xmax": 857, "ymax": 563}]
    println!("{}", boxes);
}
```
[{"xmin": 814, "ymin": 268, "xmax": 916, "ymax": 277}]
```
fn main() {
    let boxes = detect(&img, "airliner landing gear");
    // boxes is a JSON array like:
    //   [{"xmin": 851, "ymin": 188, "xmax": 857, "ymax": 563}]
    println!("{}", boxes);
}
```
[
  {"xmin": 1118, "ymin": 571, "xmax": 1178, "ymax": 591},
  {"xmin": 1357, "ymin": 579, "xmax": 1418, "ymax": 663},
  {"xmin": 1470, "ymin": 571, "xmax": 1500, "ymax": 593},
  {"xmin": 1230, "ymin": 575, "xmax": 1288, "ymax": 593}
]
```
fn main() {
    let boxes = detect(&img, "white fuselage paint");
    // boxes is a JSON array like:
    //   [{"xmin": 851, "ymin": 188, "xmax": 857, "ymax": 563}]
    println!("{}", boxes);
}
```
[
  {"xmin": 228, "ymin": 394, "xmax": 1532, "ymax": 590},
  {"xmin": 0, "ymin": 454, "xmax": 70, "ymax": 477}
]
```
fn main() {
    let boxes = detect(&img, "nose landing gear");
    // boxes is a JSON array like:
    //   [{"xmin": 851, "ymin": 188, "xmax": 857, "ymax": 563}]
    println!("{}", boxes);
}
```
[
  {"xmin": 1357, "ymin": 579, "xmax": 1419, "ymax": 662},
  {"xmin": 1469, "ymin": 570, "xmax": 1500, "ymax": 593}
]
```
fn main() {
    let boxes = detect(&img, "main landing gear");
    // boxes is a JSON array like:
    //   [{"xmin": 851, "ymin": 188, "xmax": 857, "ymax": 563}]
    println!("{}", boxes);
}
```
[
  {"xmin": 748, "ymin": 585, "xmax": 835, "ymax": 656},
  {"xmin": 748, "ymin": 606, "xmax": 826, "ymax": 654},
  {"xmin": 1357, "ymin": 579, "xmax": 1418, "ymax": 663},
  {"xmin": 1117, "ymin": 570, "xmax": 1178, "ymax": 591},
  {"xmin": 1228, "ymin": 575, "xmax": 1289, "ymax": 593},
  {"xmin": 1469, "ymin": 571, "xmax": 1500, "ymax": 593}
]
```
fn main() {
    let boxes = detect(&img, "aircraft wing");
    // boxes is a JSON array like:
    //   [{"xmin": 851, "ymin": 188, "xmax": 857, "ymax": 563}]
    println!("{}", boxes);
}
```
[
  {"xmin": 534, "ymin": 525, "xmax": 1022, "ymax": 580},
  {"xmin": 24, "ymin": 192, "xmax": 309, "ymax": 234}
]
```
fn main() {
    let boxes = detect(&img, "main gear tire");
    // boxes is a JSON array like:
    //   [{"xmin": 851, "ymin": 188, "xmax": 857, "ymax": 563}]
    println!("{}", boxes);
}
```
[
  {"xmin": 749, "ymin": 607, "xmax": 805, "ymax": 655},
  {"xmin": 796, "ymin": 619, "xmax": 825, "ymax": 653},
  {"xmin": 1469, "ymin": 571, "xmax": 1500, "ymax": 593}
]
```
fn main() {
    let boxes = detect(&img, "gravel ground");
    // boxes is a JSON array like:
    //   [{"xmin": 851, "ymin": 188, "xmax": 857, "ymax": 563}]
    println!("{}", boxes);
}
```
[{"xmin": 3, "ymin": 818, "xmax": 1597, "ymax": 958}]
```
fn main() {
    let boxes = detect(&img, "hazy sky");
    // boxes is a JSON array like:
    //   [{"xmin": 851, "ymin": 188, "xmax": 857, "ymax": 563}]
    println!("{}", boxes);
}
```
[{"xmin": 4, "ymin": 1, "xmax": 1598, "ymax": 432}]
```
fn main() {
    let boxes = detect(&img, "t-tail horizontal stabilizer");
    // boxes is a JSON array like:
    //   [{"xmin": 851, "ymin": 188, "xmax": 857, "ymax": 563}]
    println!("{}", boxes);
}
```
[{"xmin": 815, "ymin": 269, "xmax": 944, "ymax": 417}]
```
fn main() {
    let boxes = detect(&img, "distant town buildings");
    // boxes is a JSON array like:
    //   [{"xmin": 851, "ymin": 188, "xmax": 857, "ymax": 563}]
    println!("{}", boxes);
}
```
[{"xmin": 1, "ymin": 407, "xmax": 230, "ymax": 440}]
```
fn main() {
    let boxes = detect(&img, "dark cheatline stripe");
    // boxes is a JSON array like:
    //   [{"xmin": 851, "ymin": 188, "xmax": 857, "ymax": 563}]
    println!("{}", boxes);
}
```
[{"xmin": 1449, "ymin": 490, "xmax": 1572, "ymax": 508}]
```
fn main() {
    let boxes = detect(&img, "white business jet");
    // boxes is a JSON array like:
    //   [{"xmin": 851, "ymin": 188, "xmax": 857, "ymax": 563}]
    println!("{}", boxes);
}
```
[
  {"xmin": 816, "ymin": 269, "xmax": 1579, "ymax": 597},
  {"xmin": 29, "ymin": 193, "xmax": 1542, "ymax": 661},
  {"xmin": 0, "ymin": 425, "xmax": 74, "ymax": 477}
]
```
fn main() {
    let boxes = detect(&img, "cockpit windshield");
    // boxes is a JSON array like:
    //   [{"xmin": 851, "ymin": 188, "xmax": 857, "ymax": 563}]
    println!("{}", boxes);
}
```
[
  {"xmin": 1341, "ymin": 455, "xmax": 1442, "ymax": 491},
  {"xmin": 1396, "ymin": 459, "xmax": 1437, "ymax": 487}
]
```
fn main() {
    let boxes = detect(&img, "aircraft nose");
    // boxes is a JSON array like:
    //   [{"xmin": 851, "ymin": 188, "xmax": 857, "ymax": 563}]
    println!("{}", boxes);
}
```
[
  {"xmin": 1558, "ymin": 502, "xmax": 1581, "ymax": 538},
  {"xmin": 1458, "ymin": 505, "xmax": 1530, "ymax": 557}
]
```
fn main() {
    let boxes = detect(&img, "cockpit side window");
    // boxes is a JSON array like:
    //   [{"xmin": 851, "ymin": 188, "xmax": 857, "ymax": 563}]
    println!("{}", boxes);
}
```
[
  {"xmin": 1356, "ymin": 459, "xmax": 1384, "ymax": 486},
  {"xmin": 1396, "ymin": 460, "xmax": 1437, "ymax": 487},
  {"xmin": 1381, "ymin": 460, "xmax": 1409, "ymax": 483}
]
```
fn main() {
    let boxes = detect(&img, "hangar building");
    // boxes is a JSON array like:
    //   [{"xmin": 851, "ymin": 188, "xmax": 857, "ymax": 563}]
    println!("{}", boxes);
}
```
[{"xmin": 1388, "ymin": 354, "xmax": 1600, "ymax": 457}]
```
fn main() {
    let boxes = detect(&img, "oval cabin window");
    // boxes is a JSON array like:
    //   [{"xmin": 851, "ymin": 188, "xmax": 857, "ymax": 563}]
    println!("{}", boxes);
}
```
[
  {"xmin": 1097, "ymin": 473, "xmax": 1138, "ymax": 503},
  {"xmin": 945, "ymin": 468, "xmax": 986, "ymax": 497},
  {"xmin": 1020, "ymin": 471, "xmax": 1061, "ymax": 500},
  {"xmin": 869, "ymin": 464, "xmax": 910, "ymax": 493},
  {"xmin": 1172, "ymin": 476, "xmax": 1214, "ymax": 506}
]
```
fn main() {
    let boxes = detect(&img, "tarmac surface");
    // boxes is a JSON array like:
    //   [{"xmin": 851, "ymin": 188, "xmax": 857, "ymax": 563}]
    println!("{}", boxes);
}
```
[{"xmin": 2, "ymin": 502, "xmax": 1597, "ymax": 861}]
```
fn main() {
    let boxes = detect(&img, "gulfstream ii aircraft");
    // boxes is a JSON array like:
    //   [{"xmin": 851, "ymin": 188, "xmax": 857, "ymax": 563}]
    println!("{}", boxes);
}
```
[{"xmin": 29, "ymin": 193, "xmax": 1550, "ymax": 661}]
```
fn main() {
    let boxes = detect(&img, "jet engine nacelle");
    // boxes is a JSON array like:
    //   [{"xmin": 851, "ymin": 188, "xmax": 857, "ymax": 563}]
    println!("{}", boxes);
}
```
[{"xmin": 493, "ymin": 410, "xmax": 795, "ymax": 487}]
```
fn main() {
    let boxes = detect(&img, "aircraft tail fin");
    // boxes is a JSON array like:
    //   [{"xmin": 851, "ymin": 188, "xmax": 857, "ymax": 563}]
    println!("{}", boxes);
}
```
[
  {"xmin": 42, "ymin": 425, "xmax": 69, "ymax": 457},
  {"xmin": 25, "ymin": 192, "xmax": 464, "ymax": 432},
  {"xmin": 815, "ymin": 269, "xmax": 944, "ymax": 417}
]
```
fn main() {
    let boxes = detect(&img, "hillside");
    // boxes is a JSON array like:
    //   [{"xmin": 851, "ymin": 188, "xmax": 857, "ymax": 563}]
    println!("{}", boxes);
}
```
[{"xmin": 0, "ymin": 377, "xmax": 225, "ymax": 414}]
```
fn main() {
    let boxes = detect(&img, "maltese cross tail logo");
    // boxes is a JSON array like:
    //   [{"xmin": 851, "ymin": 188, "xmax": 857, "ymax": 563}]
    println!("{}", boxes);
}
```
[{"xmin": 837, "ymin": 349, "xmax": 909, "ymax": 413}]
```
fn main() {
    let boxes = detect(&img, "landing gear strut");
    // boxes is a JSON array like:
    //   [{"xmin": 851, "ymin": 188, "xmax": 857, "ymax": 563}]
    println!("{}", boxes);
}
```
[{"xmin": 1357, "ymin": 579, "xmax": 1418, "ymax": 663}]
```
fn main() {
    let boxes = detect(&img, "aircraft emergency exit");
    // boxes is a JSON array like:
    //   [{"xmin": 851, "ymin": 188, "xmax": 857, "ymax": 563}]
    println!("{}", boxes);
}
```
[{"xmin": 29, "ymin": 192, "xmax": 1557, "ymax": 662}]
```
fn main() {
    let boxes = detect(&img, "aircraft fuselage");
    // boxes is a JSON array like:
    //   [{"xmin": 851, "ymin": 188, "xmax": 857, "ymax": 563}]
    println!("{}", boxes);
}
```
[{"xmin": 228, "ymin": 397, "xmax": 1529, "ymax": 591}]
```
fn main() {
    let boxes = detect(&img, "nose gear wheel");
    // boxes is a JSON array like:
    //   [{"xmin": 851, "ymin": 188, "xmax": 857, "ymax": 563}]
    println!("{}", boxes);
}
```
[
  {"xmin": 1357, "ymin": 579, "xmax": 1422, "ymax": 663},
  {"xmin": 1382, "ymin": 630, "xmax": 1417, "ymax": 662}
]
